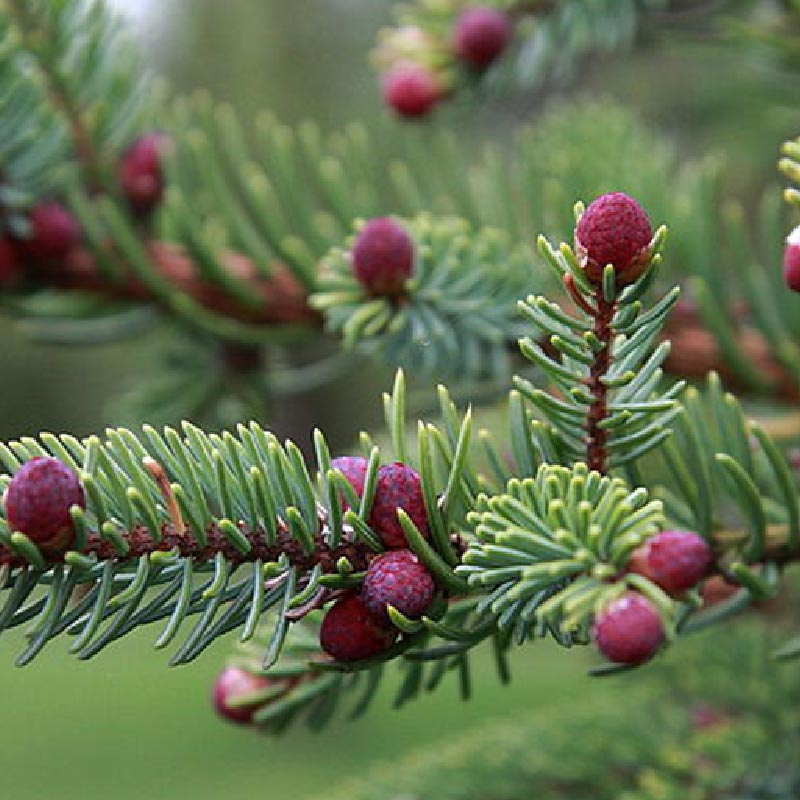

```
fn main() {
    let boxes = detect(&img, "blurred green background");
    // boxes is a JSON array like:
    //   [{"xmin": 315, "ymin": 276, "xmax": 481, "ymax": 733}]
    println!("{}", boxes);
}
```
[{"xmin": 0, "ymin": 1, "xmax": 797, "ymax": 797}]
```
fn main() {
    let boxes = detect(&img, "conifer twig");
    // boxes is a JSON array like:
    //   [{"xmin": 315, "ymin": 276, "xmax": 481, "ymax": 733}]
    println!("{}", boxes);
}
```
[
  {"xmin": 33, "ymin": 243, "xmax": 321, "ymax": 326},
  {"xmin": 585, "ymin": 289, "xmax": 615, "ymax": 473},
  {"xmin": 0, "ymin": 519, "xmax": 371, "ymax": 573},
  {"xmin": 5, "ymin": 0, "xmax": 107, "ymax": 191}
]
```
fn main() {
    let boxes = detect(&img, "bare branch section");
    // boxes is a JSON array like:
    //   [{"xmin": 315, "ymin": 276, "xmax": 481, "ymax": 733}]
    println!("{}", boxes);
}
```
[
  {"xmin": 585, "ymin": 292, "xmax": 616, "ymax": 473},
  {"xmin": 662, "ymin": 306, "xmax": 800, "ymax": 403},
  {"xmin": 35, "ymin": 242, "xmax": 798, "ymax": 393},
  {"xmin": 31, "ymin": 242, "xmax": 321, "ymax": 326},
  {"xmin": 0, "ymin": 520, "xmax": 370, "ymax": 573}
]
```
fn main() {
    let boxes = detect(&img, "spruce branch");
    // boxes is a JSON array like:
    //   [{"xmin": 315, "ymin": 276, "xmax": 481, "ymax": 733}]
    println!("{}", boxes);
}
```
[
  {"xmin": 4, "ymin": 0, "xmax": 106, "ymax": 191},
  {"xmin": 374, "ymin": 0, "xmax": 673, "ymax": 108},
  {"xmin": 584, "ymin": 287, "xmax": 616, "ymax": 473},
  {"xmin": 0, "ymin": 421, "xmax": 383, "ymax": 665},
  {"xmin": 517, "ymin": 214, "xmax": 681, "ymax": 472},
  {"xmin": 0, "ymin": 263, "xmax": 798, "ymax": 721},
  {"xmin": 312, "ymin": 214, "xmax": 532, "ymax": 381},
  {"xmin": 40, "ymin": 241, "xmax": 319, "ymax": 328},
  {"xmin": 6, "ymin": 37, "xmax": 765, "ymax": 400},
  {"xmin": 0, "ymin": 373, "xmax": 475, "ymax": 665}
]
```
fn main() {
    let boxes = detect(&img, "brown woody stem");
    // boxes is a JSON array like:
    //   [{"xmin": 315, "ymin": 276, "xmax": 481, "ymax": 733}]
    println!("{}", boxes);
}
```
[
  {"xmin": 712, "ymin": 523, "xmax": 792, "ymax": 563},
  {"xmin": 32, "ymin": 242, "xmax": 320, "ymax": 327},
  {"xmin": 585, "ymin": 290, "xmax": 616, "ymax": 474},
  {"xmin": 0, "ymin": 520, "xmax": 371, "ymax": 574}
]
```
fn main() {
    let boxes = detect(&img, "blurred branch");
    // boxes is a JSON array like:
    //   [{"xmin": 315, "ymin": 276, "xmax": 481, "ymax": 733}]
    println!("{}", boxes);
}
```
[
  {"xmin": 35, "ymin": 242, "xmax": 321, "ymax": 327},
  {"xmin": 662, "ymin": 314, "xmax": 800, "ymax": 403},
  {"xmin": 33, "ymin": 238, "xmax": 800, "ymax": 396},
  {"xmin": 5, "ymin": 0, "xmax": 106, "ymax": 191}
]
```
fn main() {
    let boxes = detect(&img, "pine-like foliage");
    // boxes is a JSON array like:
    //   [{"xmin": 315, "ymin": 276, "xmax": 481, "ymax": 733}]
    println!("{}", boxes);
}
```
[
  {"xmin": 2, "ymin": 0, "xmax": 800, "ymax": 760},
  {"xmin": 375, "ymin": 0, "xmax": 672, "ymax": 101},
  {"xmin": 1, "ymin": 193, "xmax": 799, "ymax": 732},
  {"xmin": 325, "ymin": 620, "xmax": 800, "ymax": 800}
]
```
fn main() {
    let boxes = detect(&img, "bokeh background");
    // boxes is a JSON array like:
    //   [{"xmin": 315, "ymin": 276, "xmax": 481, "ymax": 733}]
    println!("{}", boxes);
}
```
[{"xmin": 0, "ymin": 2, "xmax": 796, "ymax": 797}]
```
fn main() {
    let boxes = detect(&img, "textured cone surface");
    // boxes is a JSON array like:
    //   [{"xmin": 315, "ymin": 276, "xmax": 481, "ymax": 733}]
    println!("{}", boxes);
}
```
[
  {"xmin": 628, "ymin": 530, "xmax": 713, "ymax": 596},
  {"xmin": 368, "ymin": 462, "xmax": 430, "ymax": 549},
  {"xmin": 594, "ymin": 592, "xmax": 664, "ymax": 665},
  {"xmin": 575, "ymin": 192, "xmax": 652, "ymax": 285},
  {"xmin": 4, "ymin": 456, "xmax": 85, "ymax": 552},
  {"xmin": 362, "ymin": 549, "xmax": 435, "ymax": 624},
  {"xmin": 331, "ymin": 455, "xmax": 368, "ymax": 511},
  {"xmin": 320, "ymin": 594, "xmax": 397, "ymax": 662}
]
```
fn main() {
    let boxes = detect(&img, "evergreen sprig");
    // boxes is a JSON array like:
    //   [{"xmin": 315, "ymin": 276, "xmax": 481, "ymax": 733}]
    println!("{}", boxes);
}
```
[
  {"xmin": 312, "ymin": 214, "xmax": 532, "ymax": 381},
  {"xmin": 0, "ymin": 6, "xmax": 720, "ymax": 357},
  {"xmin": 487, "ymin": 0, "xmax": 670, "ymax": 94},
  {"xmin": 459, "ymin": 463, "xmax": 668, "ymax": 647},
  {"xmin": 375, "ymin": 0, "xmax": 671, "ymax": 100},
  {"xmin": 4, "ymin": 0, "xmax": 793, "ymax": 417},
  {"xmin": 518, "ymin": 216, "xmax": 680, "ymax": 473},
  {"xmin": 0, "ymin": 419, "xmax": 378, "ymax": 666},
  {"xmin": 324, "ymin": 621, "xmax": 800, "ymax": 800},
  {"xmin": 0, "ymin": 14, "xmax": 68, "ymax": 228},
  {"xmin": 0, "ymin": 371, "xmax": 474, "ymax": 665},
  {"xmin": 0, "ymin": 210, "xmax": 798, "ymax": 734},
  {"xmin": 2, "ymin": 0, "xmax": 154, "ymax": 192},
  {"xmin": 1, "ymin": 187, "xmax": 799, "ymax": 695}
]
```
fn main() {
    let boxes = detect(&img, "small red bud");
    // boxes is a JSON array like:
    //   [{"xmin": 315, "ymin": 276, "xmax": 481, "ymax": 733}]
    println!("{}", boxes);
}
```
[
  {"xmin": 320, "ymin": 594, "xmax": 397, "ymax": 662},
  {"xmin": 453, "ymin": 7, "xmax": 512, "ymax": 70},
  {"xmin": 594, "ymin": 591, "xmax": 664, "ymax": 665},
  {"xmin": 783, "ymin": 226, "xmax": 800, "ymax": 292},
  {"xmin": 575, "ymin": 192, "xmax": 653, "ymax": 286},
  {"xmin": 381, "ymin": 63, "xmax": 442, "ymax": 119},
  {"xmin": 362, "ymin": 549, "xmax": 435, "ymax": 624},
  {"xmin": 4, "ymin": 456, "xmax": 85, "ymax": 553},
  {"xmin": 16, "ymin": 202, "xmax": 80, "ymax": 263},
  {"xmin": 628, "ymin": 530, "xmax": 713, "ymax": 596},
  {"xmin": 331, "ymin": 456, "xmax": 368, "ymax": 511},
  {"xmin": 212, "ymin": 666, "xmax": 272, "ymax": 725},
  {"xmin": 351, "ymin": 218, "xmax": 415, "ymax": 296},
  {"xmin": 118, "ymin": 133, "xmax": 169, "ymax": 215},
  {"xmin": 368, "ymin": 462, "xmax": 430, "ymax": 549}
]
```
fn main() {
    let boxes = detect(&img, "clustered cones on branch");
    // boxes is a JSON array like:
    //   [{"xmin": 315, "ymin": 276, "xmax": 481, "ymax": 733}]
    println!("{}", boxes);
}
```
[
  {"xmin": 5, "ymin": 0, "xmax": 800, "ymax": 751},
  {"xmin": 376, "ymin": 4, "xmax": 514, "ymax": 119},
  {"xmin": 0, "ymin": 63, "xmax": 798, "ymax": 726},
  {"xmin": 0, "ymin": 191, "xmax": 782, "ymax": 692},
  {"xmin": 1, "ymin": 162, "xmax": 794, "ymax": 401}
]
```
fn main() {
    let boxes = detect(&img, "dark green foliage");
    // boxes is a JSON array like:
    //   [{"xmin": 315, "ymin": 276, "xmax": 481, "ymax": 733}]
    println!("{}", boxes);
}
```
[
  {"xmin": 460, "ymin": 463, "xmax": 668, "ymax": 646},
  {"xmin": 323, "ymin": 619, "xmax": 800, "ymax": 800},
  {"xmin": 3, "ymin": 0, "xmax": 800, "ymax": 763}
]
